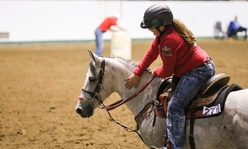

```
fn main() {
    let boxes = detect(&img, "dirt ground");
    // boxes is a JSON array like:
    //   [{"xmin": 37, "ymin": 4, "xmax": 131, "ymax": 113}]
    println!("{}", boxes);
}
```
[{"xmin": 0, "ymin": 39, "xmax": 248, "ymax": 149}]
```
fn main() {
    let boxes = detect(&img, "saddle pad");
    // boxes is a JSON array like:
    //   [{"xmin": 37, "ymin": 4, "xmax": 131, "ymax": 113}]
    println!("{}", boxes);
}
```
[{"xmin": 186, "ymin": 83, "xmax": 242, "ymax": 119}]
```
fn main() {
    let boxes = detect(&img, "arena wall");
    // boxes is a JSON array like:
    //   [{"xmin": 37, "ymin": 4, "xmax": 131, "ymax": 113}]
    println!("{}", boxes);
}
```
[{"xmin": 0, "ymin": 1, "xmax": 247, "ymax": 42}]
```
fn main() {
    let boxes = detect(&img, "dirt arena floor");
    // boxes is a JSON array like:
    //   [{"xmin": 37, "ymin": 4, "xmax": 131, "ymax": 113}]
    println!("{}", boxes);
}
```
[{"xmin": 0, "ymin": 39, "xmax": 248, "ymax": 149}]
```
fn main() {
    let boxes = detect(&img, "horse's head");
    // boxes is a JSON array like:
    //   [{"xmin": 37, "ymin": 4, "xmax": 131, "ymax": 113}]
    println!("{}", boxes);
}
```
[
  {"xmin": 75, "ymin": 50, "xmax": 106, "ymax": 117},
  {"xmin": 76, "ymin": 49, "xmax": 129, "ymax": 118}
]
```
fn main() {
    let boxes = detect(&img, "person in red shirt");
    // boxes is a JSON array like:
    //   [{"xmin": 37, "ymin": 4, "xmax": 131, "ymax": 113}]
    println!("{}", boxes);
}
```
[
  {"xmin": 95, "ymin": 14, "xmax": 126, "ymax": 56},
  {"xmin": 125, "ymin": 4, "xmax": 215, "ymax": 149}
]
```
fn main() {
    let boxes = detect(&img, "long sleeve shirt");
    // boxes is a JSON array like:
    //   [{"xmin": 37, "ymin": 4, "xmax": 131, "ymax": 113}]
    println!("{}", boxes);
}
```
[{"xmin": 134, "ymin": 26, "xmax": 209, "ymax": 78}]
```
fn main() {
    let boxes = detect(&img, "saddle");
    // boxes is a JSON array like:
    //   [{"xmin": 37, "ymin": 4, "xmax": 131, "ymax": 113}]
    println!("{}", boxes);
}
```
[
  {"xmin": 134, "ymin": 73, "xmax": 243, "ymax": 125},
  {"xmin": 154, "ymin": 73, "xmax": 242, "ymax": 119}
]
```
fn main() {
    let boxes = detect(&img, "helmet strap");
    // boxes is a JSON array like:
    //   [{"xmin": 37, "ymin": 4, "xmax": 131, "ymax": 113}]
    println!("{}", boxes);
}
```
[{"xmin": 156, "ymin": 26, "xmax": 166, "ymax": 44}]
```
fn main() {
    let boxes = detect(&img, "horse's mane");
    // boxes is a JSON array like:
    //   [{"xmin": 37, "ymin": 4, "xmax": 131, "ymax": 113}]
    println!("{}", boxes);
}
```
[{"xmin": 113, "ymin": 56, "xmax": 152, "ymax": 74}]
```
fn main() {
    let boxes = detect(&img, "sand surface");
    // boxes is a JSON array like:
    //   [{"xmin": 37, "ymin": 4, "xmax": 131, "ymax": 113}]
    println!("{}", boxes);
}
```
[{"xmin": 0, "ymin": 39, "xmax": 248, "ymax": 149}]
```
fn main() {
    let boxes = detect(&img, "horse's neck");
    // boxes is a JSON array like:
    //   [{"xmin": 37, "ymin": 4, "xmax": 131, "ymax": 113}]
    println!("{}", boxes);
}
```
[{"xmin": 107, "ymin": 58, "xmax": 161, "ymax": 116}]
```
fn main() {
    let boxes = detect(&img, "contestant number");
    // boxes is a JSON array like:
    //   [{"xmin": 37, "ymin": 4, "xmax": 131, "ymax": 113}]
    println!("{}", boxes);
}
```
[{"xmin": 203, "ymin": 104, "xmax": 221, "ymax": 116}]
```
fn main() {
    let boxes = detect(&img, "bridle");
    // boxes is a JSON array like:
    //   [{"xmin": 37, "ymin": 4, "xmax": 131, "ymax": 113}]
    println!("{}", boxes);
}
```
[{"xmin": 81, "ymin": 59, "xmax": 105, "ymax": 102}]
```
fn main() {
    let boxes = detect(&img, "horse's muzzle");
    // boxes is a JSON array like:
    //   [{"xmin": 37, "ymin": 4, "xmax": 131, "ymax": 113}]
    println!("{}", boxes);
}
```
[
  {"xmin": 75, "ymin": 107, "xmax": 89, "ymax": 118},
  {"xmin": 75, "ymin": 105, "xmax": 93, "ymax": 118},
  {"xmin": 76, "ymin": 107, "xmax": 83, "ymax": 115}
]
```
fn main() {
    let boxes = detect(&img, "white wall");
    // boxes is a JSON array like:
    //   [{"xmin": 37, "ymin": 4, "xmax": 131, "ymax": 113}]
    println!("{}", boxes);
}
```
[{"xmin": 0, "ymin": 1, "xmax": 247, "ymax": 42}]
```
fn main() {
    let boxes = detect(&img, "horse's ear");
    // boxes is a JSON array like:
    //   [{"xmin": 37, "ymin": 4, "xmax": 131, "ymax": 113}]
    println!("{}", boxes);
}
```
[{"xmin": 87, "ymin": 49, "xmax": 99, "ymax": 63}]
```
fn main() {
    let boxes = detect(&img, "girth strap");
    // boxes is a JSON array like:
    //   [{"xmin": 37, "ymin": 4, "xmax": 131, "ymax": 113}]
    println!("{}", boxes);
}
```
[{"xmin": 189, "ymin": 107, "xmax": 196, "ymax": 149}]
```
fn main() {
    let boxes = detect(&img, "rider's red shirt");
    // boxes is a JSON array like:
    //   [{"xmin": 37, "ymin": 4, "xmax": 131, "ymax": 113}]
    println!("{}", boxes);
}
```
[
  {"xmin": 134, "ymin": 25, "xmax": 209, "ymax": 78},
  {"xmin": 98, "ymin": 17, "xmax": 117, "ymax": 32}
]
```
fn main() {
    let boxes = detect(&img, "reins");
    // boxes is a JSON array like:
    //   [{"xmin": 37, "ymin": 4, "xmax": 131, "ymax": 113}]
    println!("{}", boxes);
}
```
[
  {"xmin": 99, "ymin": 101, "xmax": 146, "ymax": 143},
  {"xmin": 99, "ymin": 76, "xmax": 155, "ymax": 111}
]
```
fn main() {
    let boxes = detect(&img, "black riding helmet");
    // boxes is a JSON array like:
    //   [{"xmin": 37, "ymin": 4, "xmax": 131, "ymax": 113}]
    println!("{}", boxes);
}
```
[{"xmin": 140, "ymin": 4, "xmax": 173, "ymax": 29}]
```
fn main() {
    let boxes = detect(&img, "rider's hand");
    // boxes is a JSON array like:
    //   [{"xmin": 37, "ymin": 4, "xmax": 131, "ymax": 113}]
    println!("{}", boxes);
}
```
[{"xmin": 124, "ymin": 74, "xmax": 140, "ymax": 89}]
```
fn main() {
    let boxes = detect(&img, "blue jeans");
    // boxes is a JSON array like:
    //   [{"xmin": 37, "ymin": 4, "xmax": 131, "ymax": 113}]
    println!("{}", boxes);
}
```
[
  {"xmin": 95, "ymin": 28, "xmax": 103, "ymax": 56},
  {"xmin": 167, "ymin": 60, "xmax": 215, "ymax": 149}
]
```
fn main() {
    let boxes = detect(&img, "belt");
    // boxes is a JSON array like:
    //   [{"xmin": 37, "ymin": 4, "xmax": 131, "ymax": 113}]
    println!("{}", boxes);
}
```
[{"xmin": 200, "ymin": 57, "xmax": 212, "ymax": 67}]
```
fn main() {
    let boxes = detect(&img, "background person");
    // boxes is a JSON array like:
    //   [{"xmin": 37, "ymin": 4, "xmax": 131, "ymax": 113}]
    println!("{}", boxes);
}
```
[
  {"xmin": 124, "ymin": 3, "xmax": 215, "ymax": 149},
  {"xmin": 227, "ymin": 16, "xmax": 247, "ymax": 40},
  {"xmin": 95, "ymin": 14, "xmax": 126, "ymax": 56}
]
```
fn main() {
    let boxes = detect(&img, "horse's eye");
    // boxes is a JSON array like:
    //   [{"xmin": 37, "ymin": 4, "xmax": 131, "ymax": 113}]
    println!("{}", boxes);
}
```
[{"xmin": 89, "ymin": 77, "xmax": 96, "ymax": 82}]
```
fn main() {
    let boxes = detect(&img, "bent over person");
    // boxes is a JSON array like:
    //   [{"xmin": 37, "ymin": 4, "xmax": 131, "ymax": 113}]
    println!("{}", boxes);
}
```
[
  {"xmin": 124, "ymin": 4, "xmax": 215, "ymax": 149},
  {"xmin": 95, "ymin": 14, "xmax": 126, "ymax": 56}
]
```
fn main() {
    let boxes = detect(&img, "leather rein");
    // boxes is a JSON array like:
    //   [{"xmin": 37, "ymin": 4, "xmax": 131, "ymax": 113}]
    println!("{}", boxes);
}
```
[{"xmin": 99, "ymin": 76, "xmax": 155, "ymax": 111}]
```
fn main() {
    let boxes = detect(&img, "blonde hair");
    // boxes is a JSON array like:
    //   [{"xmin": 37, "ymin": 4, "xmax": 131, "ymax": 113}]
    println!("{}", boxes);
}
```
[{"xmin": 171, "ymin": 19, "xmax": 196, "ymax": 46}]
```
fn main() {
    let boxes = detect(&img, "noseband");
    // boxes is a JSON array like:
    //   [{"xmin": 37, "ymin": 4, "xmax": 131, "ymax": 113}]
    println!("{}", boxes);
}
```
[{"xmin": 81, "ymin": 59, "xmax": 105, "ymax": 100}]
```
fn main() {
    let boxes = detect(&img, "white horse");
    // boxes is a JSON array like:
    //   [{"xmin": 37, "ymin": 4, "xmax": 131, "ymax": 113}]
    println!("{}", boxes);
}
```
[{"xmin": 75, "ymin": 50, "xmax": 248, "ymax": 149}]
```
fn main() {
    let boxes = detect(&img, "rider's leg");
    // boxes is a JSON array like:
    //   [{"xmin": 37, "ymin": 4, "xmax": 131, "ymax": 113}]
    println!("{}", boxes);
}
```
[{"xmin": 166, "ymin": 60, "xmax": 215, "ymax": 149}]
